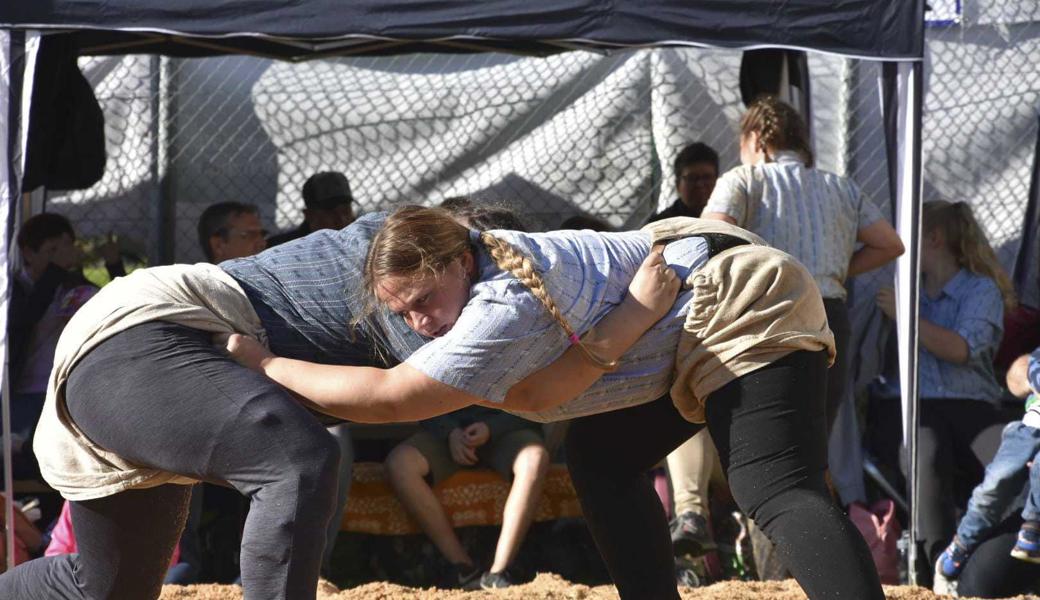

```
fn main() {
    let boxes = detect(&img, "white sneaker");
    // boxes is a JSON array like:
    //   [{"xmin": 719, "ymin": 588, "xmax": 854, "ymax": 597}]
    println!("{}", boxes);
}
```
[{"xmin": 932, "ymin": 555, "xmax": 959, "ymax": 597}]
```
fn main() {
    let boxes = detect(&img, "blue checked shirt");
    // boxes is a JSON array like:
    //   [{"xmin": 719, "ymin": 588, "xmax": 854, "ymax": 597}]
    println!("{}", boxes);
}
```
[
  {"xmin": 221, "ymin": 213, "xmax": 426, "ymax": 366},
  {"xmin": 703, "ymin": 151, "xmax": 885, "ymax": 300},
  {"xmin": 918, "ymin": 270, "xmax": 1005, "ymax": 401},
  {"xmin": 405, "ymin": 229, "xmax": 710, "ymax": 422},
  {"xmin": 878, "ymin": 269, "xmax": 1005, "ymax": 402}
]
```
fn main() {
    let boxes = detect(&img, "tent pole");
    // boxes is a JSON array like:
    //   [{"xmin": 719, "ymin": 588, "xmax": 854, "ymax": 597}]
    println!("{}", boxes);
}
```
[{"xmin": 893, "ymin": 59, "xmax": 924, "ymax": 586}]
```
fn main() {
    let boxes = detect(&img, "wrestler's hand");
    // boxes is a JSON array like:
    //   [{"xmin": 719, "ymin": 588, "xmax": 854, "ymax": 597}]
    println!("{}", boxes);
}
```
[
  {"xmin": 624, "ymin": 244, "xmax": 680, "ymax": 323},
  {"xmin": 449, "ymin": 428, "xmax": 479, "ymax": 465},
  {"xmin": 223, "ymin": 333, "xmax": 274, "ymax": 371}
]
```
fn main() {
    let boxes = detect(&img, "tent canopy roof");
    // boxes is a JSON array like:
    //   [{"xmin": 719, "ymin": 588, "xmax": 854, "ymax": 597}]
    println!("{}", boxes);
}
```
[{"xmin": 1, "ymin": 0, "xmax": 924, "ymax": 61}]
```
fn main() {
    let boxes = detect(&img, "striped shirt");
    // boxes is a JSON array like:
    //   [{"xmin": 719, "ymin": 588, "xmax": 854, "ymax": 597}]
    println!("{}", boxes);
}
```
[
  {"xmin": 703, "ymin": 151, "xmax": 885, "ymax": 300},
  {"xmin": 221, "ymin": 213, "xmax": 426, "ymax": 367},
  {"xmin": 405, "ymin": 230, "xmax": 710, "ymax": 422}
]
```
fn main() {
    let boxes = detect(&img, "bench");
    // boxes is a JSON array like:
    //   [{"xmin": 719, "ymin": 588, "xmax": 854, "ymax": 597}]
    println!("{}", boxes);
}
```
[{"xmin": 339, "ymin": 462, "xmax": 583, "ymax": 535}]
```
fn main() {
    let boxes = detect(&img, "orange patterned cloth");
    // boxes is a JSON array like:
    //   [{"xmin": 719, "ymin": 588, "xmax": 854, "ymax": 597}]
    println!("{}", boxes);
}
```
[{"xmin": 341, "ymin": 462, "xmax": 583, "ymax": 535}]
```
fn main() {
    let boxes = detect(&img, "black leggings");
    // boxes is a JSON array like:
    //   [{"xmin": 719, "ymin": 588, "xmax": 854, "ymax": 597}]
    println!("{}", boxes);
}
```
[
  {"xmin": 914, "ymin": 398, "xmax": 1005, "ymax": 566},
  {"xmin": 0, "ymin": 321, "xmax": 341, "ymax": 600},
  {"xmin": 565, "ymin": 350, "xmax": 883, "ymax": 600}
]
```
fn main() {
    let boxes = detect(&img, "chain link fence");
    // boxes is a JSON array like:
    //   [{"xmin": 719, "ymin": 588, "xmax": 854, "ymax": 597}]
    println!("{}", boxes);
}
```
[{"xmin": 34, "ymin": 5, "xmax": 1040, "ymax": 306}]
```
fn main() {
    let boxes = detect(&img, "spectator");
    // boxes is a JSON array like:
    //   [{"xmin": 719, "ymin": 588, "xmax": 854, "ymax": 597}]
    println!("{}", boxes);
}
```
[
  {"xmin": 932, "ymin": 348, "xmax": 1040, "ymax": 595},
  {"xmin": 7, "ymin": 214, "xmax": 112, "ymax": 471},
  {"xmin": 648, "ymin": 142, "xmax": 719, "ymax": 222},
  {"xmin": 703, "ymin": 95, "xmax": 903, "ymax": 432},
  {"xmin": 197, "ymin": 202, "xmax": 267, "ymax": 263},
  {"xmin": 267, "ymin": 172, "xmax": 355, "ymax": 247},
  {"xmin": 385, "ymin": 408, "xmax": 549, "ymax": 589},
  {"xmin": 875, "ymin": 200, "xmax": 1016, "ymax": 586},
  {"xmin": 559, "ymin": 215, "xmax": 614, "ymax": 232},
  {"xmin": 698, "ymin": 97, "xmax": 902, "ymax": 576}
]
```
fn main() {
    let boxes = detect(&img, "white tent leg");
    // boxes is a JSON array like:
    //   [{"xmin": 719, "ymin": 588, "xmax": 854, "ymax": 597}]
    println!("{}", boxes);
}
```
[
  {"xmin": 893, "ymin": 60, "xmax": 925, "ymax": 586},
  {"xmin": 1, "ymin": 28, "xmax": 39, "ymax": 572}
]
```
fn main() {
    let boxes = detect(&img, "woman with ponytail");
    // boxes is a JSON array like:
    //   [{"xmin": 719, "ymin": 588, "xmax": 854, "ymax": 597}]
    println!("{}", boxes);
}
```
[
  {"xmin": 228, "ymin": 204, "xmax": 885, "ymax": 600},
  {"xmin": 875, "ymin": 200, "xmax": 1016, "ymax": 583},
  {"xmin": 702, "ymin": 95, "xmax": 904, "ymax": 433}
]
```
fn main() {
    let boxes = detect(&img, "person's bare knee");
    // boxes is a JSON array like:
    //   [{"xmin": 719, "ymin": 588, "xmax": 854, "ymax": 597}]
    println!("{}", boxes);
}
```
[
  {"xmin": 385, "ymin": 443, "xmax": 430, "ymax": 485},
  {"xmin": 1008, "ymin": 353, "xmax": 1033, "ymax": 398},
  {"xmin": 513, "ymin": 444, "xmax": 550, "ymax": 480}
]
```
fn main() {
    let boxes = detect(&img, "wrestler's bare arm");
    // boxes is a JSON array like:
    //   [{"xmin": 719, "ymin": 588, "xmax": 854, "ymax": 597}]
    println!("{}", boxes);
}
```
[{"xmin": 227, "ymin": 247, "xmax": 679, "ymax": 421}]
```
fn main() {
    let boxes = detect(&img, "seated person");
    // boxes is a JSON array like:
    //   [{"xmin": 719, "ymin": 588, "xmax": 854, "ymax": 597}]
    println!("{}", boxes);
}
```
[
  {"xmin": 384, "ymin": 406, "xmax": 550, "ymax": 589},
  {"xmin": 874, "ymin": 200, "xmax": 1014, "ymax": 586},
  {"xmin": 267, "ymin": 172, "xmax": 355, "ymax": 247},
  {"xmin": 197, "ymin": 202, "xmax": 268, "ymax": 263},
  {"xmin": 8, "ymin": 214, "xmax": 107, "ymax": 468},
  {"xmin": 933, "ymin": 348, "xmax": 1040, "ymax": 594},
  {"xmin": 647, "ymin": 141, "xmax": 719, "ymax": 222}
]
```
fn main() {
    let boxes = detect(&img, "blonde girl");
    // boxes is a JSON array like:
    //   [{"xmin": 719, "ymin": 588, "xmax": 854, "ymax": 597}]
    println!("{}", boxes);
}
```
[
  {"xmin": 876, "ymin": 200, "xmax": 1015, "ymax": 573},
  {"xmin": 228, "ymin": 205, "xmax": 885, "ymax": 600}
]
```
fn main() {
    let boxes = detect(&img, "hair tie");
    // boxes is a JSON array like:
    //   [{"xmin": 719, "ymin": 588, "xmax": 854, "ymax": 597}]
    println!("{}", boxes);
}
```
[{"xmin": 569, "ymin": 333, "xmax": 581, "ymax": 345}]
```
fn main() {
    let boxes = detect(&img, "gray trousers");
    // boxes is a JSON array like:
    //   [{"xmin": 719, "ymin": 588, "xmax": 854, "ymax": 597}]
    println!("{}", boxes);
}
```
[{"xmin": 0, "ymin": 321, "xmax": 341, "ymax": 600}]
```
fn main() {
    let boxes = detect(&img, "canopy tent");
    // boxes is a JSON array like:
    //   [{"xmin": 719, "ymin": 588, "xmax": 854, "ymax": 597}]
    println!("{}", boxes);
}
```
[{"xmin": 0, "ymin": 0, "xmax": 927, "ymax": 580}]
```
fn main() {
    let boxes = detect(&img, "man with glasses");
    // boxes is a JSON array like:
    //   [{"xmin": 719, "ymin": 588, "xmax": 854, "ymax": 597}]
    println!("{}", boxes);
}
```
[
  {"xmin": 198, "ymin": 202, "xmax": 268, "ymax": 263},
  {"xmin": 648, "ymin": 142, "xmax": 720, "ymax": 223}
]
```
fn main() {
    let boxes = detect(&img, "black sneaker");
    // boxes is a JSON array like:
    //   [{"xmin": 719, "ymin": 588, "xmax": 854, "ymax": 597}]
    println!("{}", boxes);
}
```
[
  {"xmin": 479, "ymin": 570, "xmax": 515, "ymax": 589},
  {"xmin": 671, "ymin": 511, "xmax": 716, "ymax": 558},
  {"xmin": 439, "ymin": 562, "xmax": 482, "ymax": 589}
]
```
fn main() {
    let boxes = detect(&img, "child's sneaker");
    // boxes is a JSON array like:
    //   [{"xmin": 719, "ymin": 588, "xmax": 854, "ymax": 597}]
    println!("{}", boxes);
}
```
[
  {"xmin": 1011, "ymin": 522, "xmax": 1040, "ymax": 564},
  {"xmin": 933, "ymin": 539, "xmax": 970, "ymax": 595}
]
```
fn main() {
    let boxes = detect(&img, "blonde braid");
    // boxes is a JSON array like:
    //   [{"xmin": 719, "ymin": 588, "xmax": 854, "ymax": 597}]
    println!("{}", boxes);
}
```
[
  {"xmin": 742, "ymin": 95, "xmax": 814, "ymax": 167},
  {"xmin": 479, "ymin": 232, "xmax": 618, "ymax": 370}
]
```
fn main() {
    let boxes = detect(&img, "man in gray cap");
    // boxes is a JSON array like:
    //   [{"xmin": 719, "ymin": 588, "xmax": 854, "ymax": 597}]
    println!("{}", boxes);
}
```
[{"xmin": 267, "ymin": 171, "xmax": 356, "ymax": 247}]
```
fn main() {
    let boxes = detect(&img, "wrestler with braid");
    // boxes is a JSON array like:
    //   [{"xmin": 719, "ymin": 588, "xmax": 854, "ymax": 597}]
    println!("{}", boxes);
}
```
[{"xmin": 227, "ymin": 204, "xmax": 885, "ymax": 600}]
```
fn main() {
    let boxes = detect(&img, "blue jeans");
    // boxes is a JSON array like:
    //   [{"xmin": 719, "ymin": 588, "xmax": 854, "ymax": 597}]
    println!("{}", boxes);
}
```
[{"xmin": 957, "ymin": 421, "xmax": 1040, "ymax": 550}]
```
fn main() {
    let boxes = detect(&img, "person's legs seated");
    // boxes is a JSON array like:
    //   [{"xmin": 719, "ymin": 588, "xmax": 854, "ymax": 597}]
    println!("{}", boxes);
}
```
[
  {"xmin": 481, "ymin": 430, "xmax": 551, "ymax": 589},
  {"xmin": 384, "ymin": 434, "xmax": 480, "ymax": 588},
  {"xmin": 665, "ymin": 429, "xmax": 719, "ymax": 558},
  {"xmin": 934, "ymin": 421, "xmax": 1040, "ymax": 591},
  {"xmin": 1011, "ymin": 446, "xmax": 1040, "ymax": 564}
]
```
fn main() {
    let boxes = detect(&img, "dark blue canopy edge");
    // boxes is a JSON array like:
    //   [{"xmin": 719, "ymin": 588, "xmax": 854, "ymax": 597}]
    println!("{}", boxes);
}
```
[{"xmin": 1, "ymin": 0, "xmax": 924, "ymax": 61}]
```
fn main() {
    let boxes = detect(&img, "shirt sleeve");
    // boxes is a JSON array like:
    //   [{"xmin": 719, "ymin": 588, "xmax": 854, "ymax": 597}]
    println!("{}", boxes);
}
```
[
  {"xmin": 851, "ymin": 179, "xmax": 885, "ymax": 229},
  {"xmin": 405, "ymin": 280, "xmax": 564, "ymax": 404},
  {"xmin": 953, "ymin": 279, "xmax": 1004, "ymax": 363},
  {"xmin": 703, "ymin": 166, "xmax": 752, "ymax": 225}
]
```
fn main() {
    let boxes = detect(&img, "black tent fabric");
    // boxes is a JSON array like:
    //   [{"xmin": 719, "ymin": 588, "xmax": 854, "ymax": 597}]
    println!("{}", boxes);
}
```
[
  {"xmin": 1013, "ymin": 114, "xmax": 1040, "ymax": 309},
  {"xmin": 22, "ymin": 36, "xmax": 106, "ymax": 192},
  {"xmin": 1, "ymin": 0, "xmax": 924, "ymax": 60}
]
